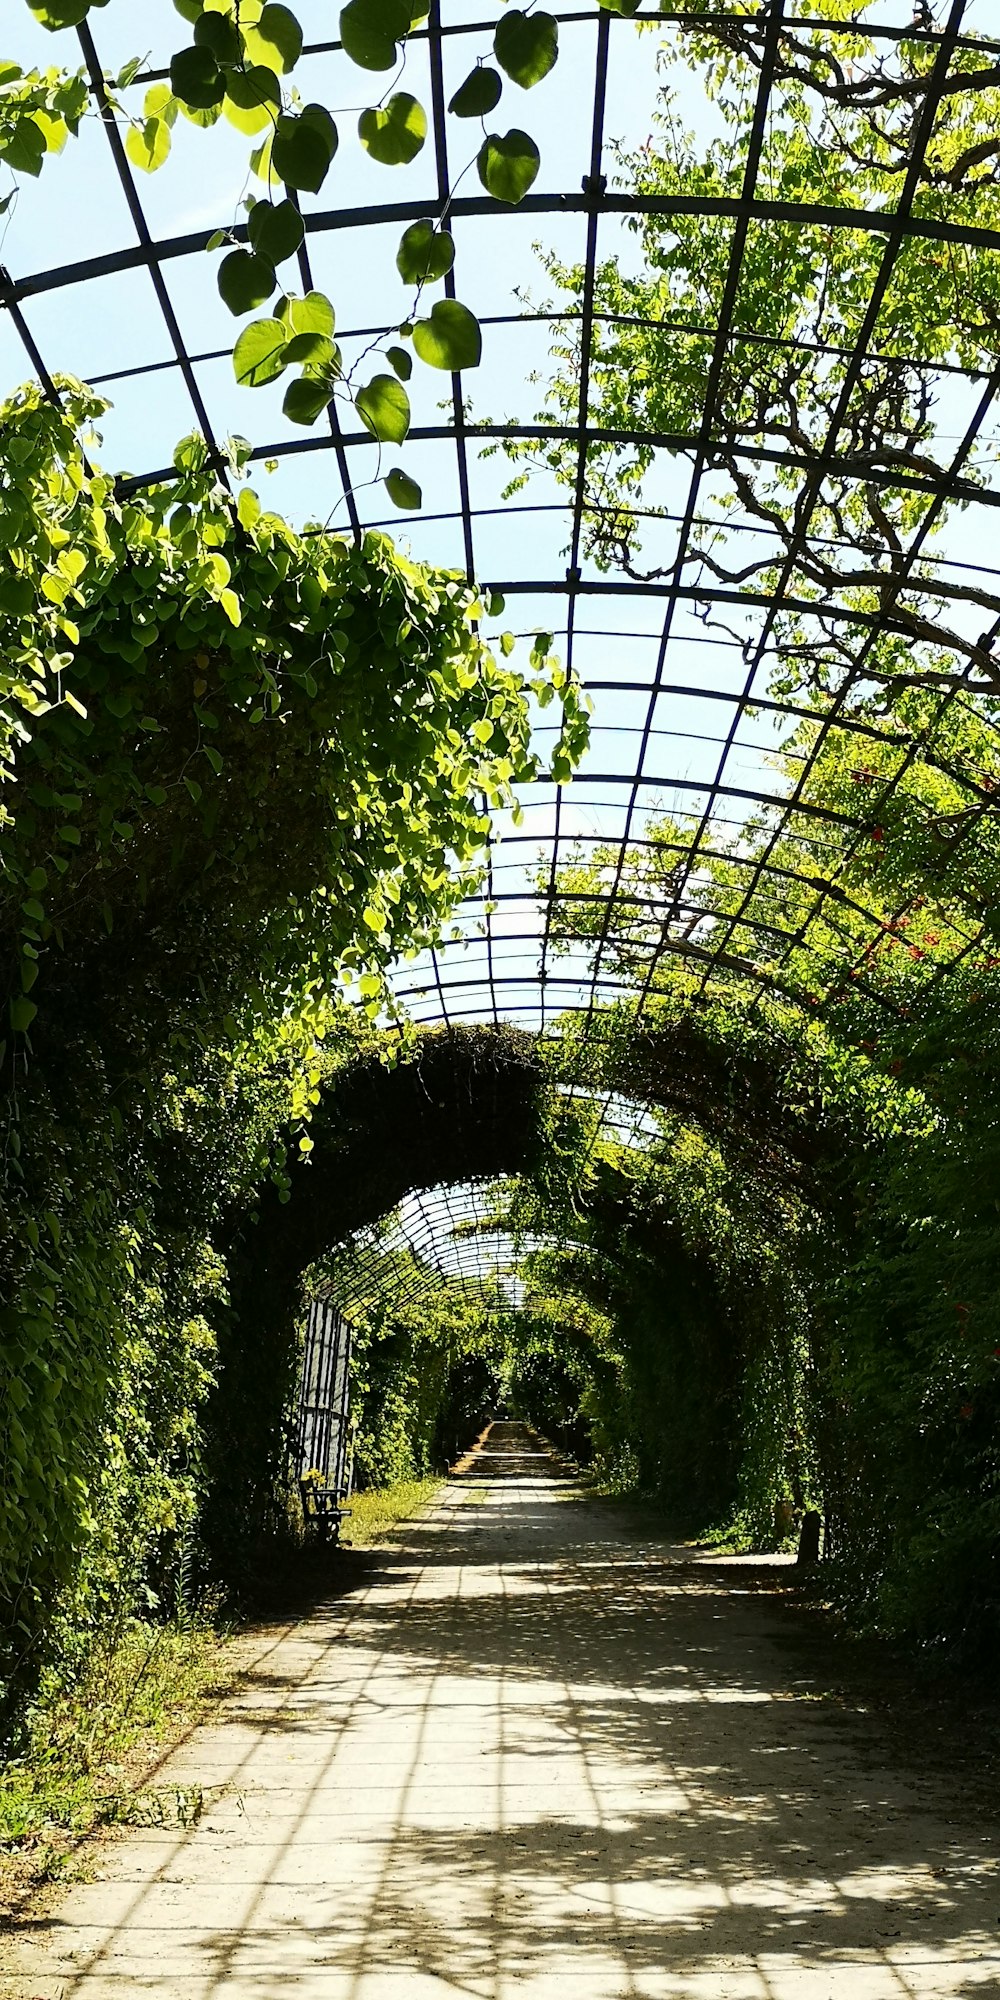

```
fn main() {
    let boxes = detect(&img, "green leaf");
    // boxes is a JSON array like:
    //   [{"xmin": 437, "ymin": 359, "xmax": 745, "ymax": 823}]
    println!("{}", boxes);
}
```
[
  {"xmin": 194, "ymin": 10, "xmax": 243, "ymax": 63},
  {"xmin": 478, "ymin": 128, "xmax": 540, "ymax": 204},
  {"xmin": 413, "ymin": 297, "xmax": 482, "ymax": 371},
  {"xmin": 244, "ymin": 3, "xmax": 304, "ymax": 73},
  {"xmin": 280, "ymin": 290, "xmax": 335, "ymax": 337},
  {"xmin": 223, "ymin": 64, "xmax": 281, "ymax": 134},
  {"xmin": 355, "ymin": 374, "xmax": 411, "ymax": 445},
  {"xmin": 174, "ymin": 431, "xmax": 208, "ymax": 474},
  {"xmin": 282, "ymin": 376, "xmax": 333, "ymax": 425},
  {"xmin": 359, "ymin": 92, "xmax": 427, "ymax": 167},
  {"xmin": 283, "ymin": 332, "xmax": 338, "ymax": 367},
  {"xmin": 9, "ymin": 996, "xmax": 37, "ymax": 1034},
  {"xmin": 125, "ymin": 115, "xmax": 171, "ymax": 174},
  {"xmin": 144, "ymin": 81, "xmax": 179, "ymax": 126},
  {"xmin": 340, "ymin": 0, "xmax": 411, "ymax": 71},
  {"xmin": 0, "ymin": 576, "xmax": 34, "ymax": 616},
  {"xmin": 386, "ymin": 467, "xmax": 422, "ymax": 510},
  {"xmin": 396, "ymin": 219, "xmax": 455, "ymax": 284},
  {"xmin": 0, "ymin": 118, "xmax": 45, "ymax": 176},
  {"xmin": 494, "ymin": 9, "xmax": 558, "ymax": 88},
  {"xmin": 237, "ymin": 486, "xmax": 262, "ymax": 528},
  {"xmin": 247, "ymin": 197, "xmax": 304, "ymax": 266},
  {"xmin": 233, "ymin": 316, "xmax": 289, "ymax": 386},
  {"xmin": 272, "ymin": 105, "xmax": 338, "ymax": 192},
  {"xmin": 169, "ymin": 45, "xmax": 226, "ymax": 110},
  {"xmin": 218, "ymin": 248, "xmax": 277, "ymax": 316},
  {"xmin": 180, "ymin": 99, "xmax": 222, "ymax": 129},
  {"xmin": 27, "ymin": 0, "xmax": 93, "ymax": 23},
  {"xmin": 448, "ymin": 65, "xmax": 503, "ymax": 118},
  {"xmin": 386, "ymin": 344, "xmax": 412, "ymax": 380}
]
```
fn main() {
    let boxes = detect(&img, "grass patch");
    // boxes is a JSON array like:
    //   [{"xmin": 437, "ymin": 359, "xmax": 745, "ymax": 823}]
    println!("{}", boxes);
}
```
[
  {"xmin": 0, "ymin": 1616, "xmax": 229, "ymax": 1901},
  {"xmin": 341, "ymin": 1476, "xmax": 442, "ymax": 1547}
]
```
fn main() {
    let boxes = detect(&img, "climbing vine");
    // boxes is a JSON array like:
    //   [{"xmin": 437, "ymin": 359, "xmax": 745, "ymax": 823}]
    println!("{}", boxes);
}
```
[
  {"xmin": 2, "ymin": 0, "xmax": 629, "ymax": 510},
  {"xmin": 0, "ymin": 375, "xmax": 586, "ymax": 1718}
]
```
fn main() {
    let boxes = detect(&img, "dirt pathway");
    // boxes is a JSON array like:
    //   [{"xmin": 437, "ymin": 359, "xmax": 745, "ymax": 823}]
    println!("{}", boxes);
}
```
[{"xmin": 3, "ymin": 1423, "xmax": 998, "ymax": 1997}]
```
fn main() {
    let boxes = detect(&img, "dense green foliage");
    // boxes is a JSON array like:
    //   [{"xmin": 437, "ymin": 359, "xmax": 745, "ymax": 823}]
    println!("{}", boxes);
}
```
[
  {"xmin": 0, "ymin": 382, "xmax": 580, "ymax": 1721},
  {"xmin": 472, "ymin": 6, "xmax": 1000, "ymax": 1655},
  {"xmin": 4, "ymin": 0, "xmax": 1000, "ymax": 1763}
]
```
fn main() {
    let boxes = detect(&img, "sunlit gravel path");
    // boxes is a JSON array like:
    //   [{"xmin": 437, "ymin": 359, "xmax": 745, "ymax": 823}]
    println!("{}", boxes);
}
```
[{"xmin": 3, "ymin": 1422, "xmax": 998, "ymax": 1998}]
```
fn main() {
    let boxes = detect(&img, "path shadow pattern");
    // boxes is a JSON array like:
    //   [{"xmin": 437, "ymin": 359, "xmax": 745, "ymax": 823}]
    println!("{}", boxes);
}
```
[{"xmin": 2, "ymin": 1424, "xmax": 998, "ymax": 1999}]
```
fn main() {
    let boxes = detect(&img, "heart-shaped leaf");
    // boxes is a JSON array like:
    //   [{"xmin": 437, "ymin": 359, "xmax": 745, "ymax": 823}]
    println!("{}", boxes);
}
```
[
  {"xmin": 356, "ymin": 374, "xmax": 411, "ymax": 445},
  {"xmin": 283, "ymin": 376, "xmax": 333, "ymax": 425},
  {"xmin": 283, "ymin": 333, "xmax": 339, "ymax": 369},
  {"xmin": 396, "ymin": 219, "xmax": 455, "ymax": 284},
  {"xmin": 194, "ymin": 10, "xmax": 242, "ymax": 63},
  {"xmin": 169, "ymin": 45, "xmax": 225, "ymax": 110},
  {"xmin": 272, "ymin": 105, "xmax": 338, "ymax": 192},
  {"xmin": 280, "ymin": 290, "xmax": 335, "ymax": 338},
  {"xmin": 247, "ymin": 197, "xmax": 304, "ymax": 267},
  {"xmin": 233, "ymin": 317, "xmax": 289, "ymax": 386},
  {"xmin": 0, "ymin": 117, "xmax": 45, "ymax": 175},
  {"xmin": 179, "ymin": 99, "xmax": 222, "ymax": 130},
  {"xmin": 386, "ymin": 467, "xmax": 422, "ymax": 510},
  {"xmin": 386, "ymin": 344, "xmax": 413, "ymax": 381},
  {"xmin": 244, "ymin": 3, "xmax": 304, "ymax": 73},
  {"xmin": 125, "ymin": 115, "xmax": 171, "ymax": 174},
  {"xmin": 9, "ymin": 995, "xmax": 37, "ymax": 1034},
  {"xmin": 223, "ymin": 64, "xmax": 281, "ymax": 133},
  {"xmin": 359, "ymin": 92, "xmax": 427, "ymax": 166},
  {"xmin": 448, "ymin": 65, "xmax": 502, "ymax": 118},
  {"xmin": 340, "ymin": 0, "xmax": 411, "ymax": 71},
  {"xmin": 413, "ymin": 298, "xmax": 481, "ymax": 371},
  {"xmin": 27, "ymin": 0, "xmax": 95, "ymax": 25},
  {"xmin": 478, "ymin": 128, "xmax": 540, "ymax": 204},
  {"xmin": 144, "ymin": 81, "xmax": 178, "ymax": 125},
  {"xmin": 494, "ymin": 9, "xmax": 558, "ymax": 87},
  {"xmin": 218, "ymin": 249, "xmax": 276, "ymax": 316}
]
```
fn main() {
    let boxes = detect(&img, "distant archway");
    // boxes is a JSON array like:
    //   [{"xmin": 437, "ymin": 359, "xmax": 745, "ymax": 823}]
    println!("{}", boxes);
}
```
[{"xmin": 207, "ymin": 1013, "xmax": 841, "ymax": 1558}]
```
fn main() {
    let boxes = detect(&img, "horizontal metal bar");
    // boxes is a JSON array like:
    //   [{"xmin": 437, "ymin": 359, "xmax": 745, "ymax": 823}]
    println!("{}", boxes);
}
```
[{"xmin": 5, "ymin": 190, "xmax": 999, "ymax": 309}]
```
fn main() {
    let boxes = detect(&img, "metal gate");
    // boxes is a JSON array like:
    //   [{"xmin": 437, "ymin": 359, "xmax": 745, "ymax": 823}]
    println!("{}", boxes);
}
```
[{"xmin": 295, "ymin": 1295, "xmax": 353, "ymax": 1531}]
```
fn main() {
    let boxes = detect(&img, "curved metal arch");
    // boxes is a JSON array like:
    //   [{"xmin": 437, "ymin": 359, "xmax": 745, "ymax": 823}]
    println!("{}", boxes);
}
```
[{"xmin": 2, "ymin": 0, "xmax": 999, "ymax": 1316}]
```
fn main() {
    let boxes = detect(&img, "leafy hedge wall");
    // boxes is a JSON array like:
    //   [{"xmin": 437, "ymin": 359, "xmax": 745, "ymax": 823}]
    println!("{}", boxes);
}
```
[{"xmin": 0, "ymin": 384, "xmax": 577, "ymax": 1725}]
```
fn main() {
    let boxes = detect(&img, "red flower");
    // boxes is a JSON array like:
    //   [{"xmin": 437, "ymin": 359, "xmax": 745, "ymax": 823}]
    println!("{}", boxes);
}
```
[{"xmin": 960, "ymin": 1404, "xmax": 974, "ymax": 1420}]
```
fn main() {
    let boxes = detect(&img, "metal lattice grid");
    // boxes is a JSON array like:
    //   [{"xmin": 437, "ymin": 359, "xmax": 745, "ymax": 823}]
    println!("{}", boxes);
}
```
[
  {"xmin": 4, "ymin": 0, "xmax": 1000, "ymax": 1294},
  {"xmin": 322, "ymin": 1178, "xmax": 545, "ymax": 1319}
]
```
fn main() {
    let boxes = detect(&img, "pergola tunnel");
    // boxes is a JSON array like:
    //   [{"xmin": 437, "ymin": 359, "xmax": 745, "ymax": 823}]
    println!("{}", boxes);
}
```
[{"xmin": 3, "ymin": 0, "xmax": 1000, "ymax": 1850}]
